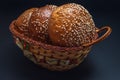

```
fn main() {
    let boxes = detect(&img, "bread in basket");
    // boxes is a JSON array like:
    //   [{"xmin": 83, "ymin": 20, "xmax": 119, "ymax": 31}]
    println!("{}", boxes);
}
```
[{"xmin": 9, "ymin": 3, "xmax": 112, "ymax": 71}]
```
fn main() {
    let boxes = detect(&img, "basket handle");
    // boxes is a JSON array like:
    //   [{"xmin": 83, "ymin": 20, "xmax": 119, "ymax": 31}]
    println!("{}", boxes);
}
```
[{"xmin": 83, "ymin": 26, "xmax": 112, "ymax": 47}]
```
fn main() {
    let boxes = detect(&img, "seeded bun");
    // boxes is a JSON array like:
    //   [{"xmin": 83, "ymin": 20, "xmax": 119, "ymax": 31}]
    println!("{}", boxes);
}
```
[
  {"xmin": 48, "ymin": 3, "xmax": 97, "ymax": 47},
  {"xmin": 15, "ymin": 8, "xmax": 38, "ymax": 36},
  {"xmin": 28, "ymin": 5, "xmax": 57, "ymax": 43}
]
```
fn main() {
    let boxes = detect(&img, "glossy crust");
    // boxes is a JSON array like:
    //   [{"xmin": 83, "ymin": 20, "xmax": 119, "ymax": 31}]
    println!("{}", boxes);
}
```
[
  {"xmin": 48, "ymin": 3, "xmax": 97, "ymax": 47},
  {"xmin": 15, "ymin": 8, "xmax": 38, "ymax": 36},
  {"xmin": 29, "ymin": 5, "xmax": 57, "ymax": 43}
]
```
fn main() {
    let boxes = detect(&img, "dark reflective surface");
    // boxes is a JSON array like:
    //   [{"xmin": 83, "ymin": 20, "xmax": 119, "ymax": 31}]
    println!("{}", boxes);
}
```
[{"xmin": 0, "ymin": 0, "xmax": 120, "ymax": 80}]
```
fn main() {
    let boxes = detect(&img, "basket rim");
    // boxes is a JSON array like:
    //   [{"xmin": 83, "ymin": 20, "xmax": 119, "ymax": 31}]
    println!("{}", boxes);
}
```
[{"xmin": 9, "ymin": 20, "xmax": 92, "ymax": 51}]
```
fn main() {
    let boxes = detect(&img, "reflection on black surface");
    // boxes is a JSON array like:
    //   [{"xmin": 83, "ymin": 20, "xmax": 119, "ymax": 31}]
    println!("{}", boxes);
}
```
[
  {"xmin": 12, "ymin": 54, "xmax": 95, "ymax": 80},
  {"xmin": 0, "ymin": 0, "xmax": 120, "ymax": 80}
]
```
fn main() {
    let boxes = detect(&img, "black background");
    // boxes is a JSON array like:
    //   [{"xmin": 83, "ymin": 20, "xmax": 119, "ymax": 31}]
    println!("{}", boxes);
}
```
[{"xmin": 0, "ymin": 0, "xmax": 120, "ymax": 80}]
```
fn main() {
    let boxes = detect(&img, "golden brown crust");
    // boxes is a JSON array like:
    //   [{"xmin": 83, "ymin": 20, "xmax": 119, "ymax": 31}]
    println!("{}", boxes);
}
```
[
  {"xmin": 15, "ymin": 8, "xmax": 38, "ymax": 36},
  {"xmin": 29, "ymin": 5, "xmax": 57, "ymax": 43},
  {"xmin": 14, "ymin": 3, "xmax": 98, "ymax": 47},
  {"xmin": 48, "ymin": 3, "xmax": 97, "ymax": 47}
]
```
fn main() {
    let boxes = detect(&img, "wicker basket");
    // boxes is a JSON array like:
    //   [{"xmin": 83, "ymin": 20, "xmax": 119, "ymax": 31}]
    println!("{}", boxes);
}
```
[{"xmin": 10, "ymin": 21, "xmax": 112, "ymax": 71}]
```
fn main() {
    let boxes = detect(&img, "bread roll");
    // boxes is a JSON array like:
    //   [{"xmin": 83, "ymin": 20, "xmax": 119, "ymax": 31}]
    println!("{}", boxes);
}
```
[
  {"xmin": 29, "ymin": 5, "xmax": 57, "ymax": 43},
  {"xmin": 15, "ymin": 8, "xmax": 38, "ymax": 36},
  {"xmin": 48, "ymin": 3, "xmax": 97, "ymax": 47}
]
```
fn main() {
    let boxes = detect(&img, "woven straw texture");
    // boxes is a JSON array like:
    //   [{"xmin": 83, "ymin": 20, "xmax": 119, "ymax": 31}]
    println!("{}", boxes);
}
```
[{"xmin": 10, "ymin": 21, "xmax": 92, "ymax": 71}]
